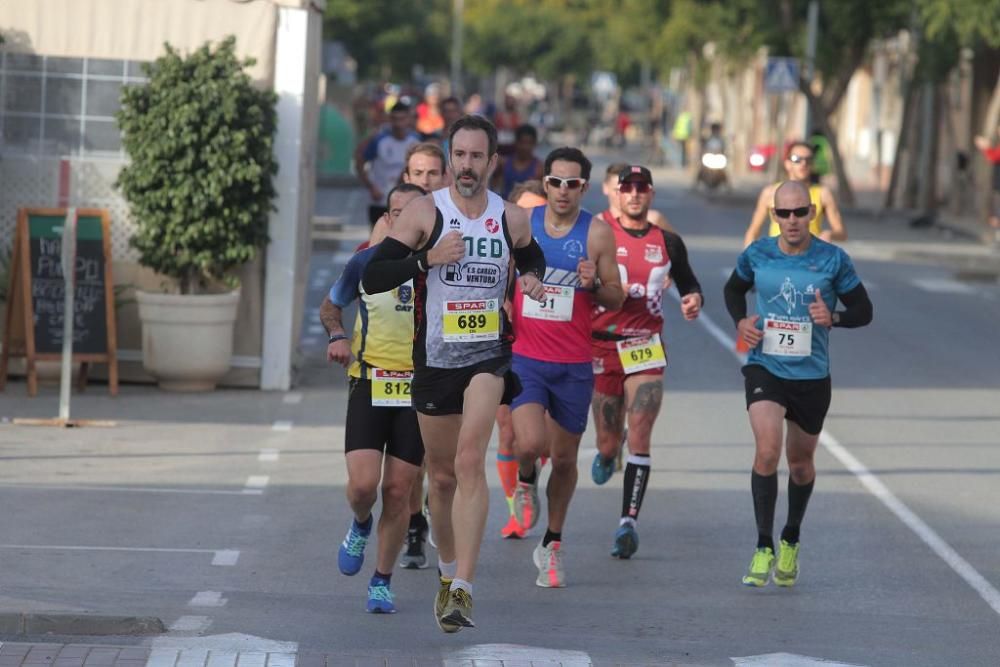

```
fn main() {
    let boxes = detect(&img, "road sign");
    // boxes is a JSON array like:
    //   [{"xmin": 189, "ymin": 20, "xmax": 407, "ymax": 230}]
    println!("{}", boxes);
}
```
[{"xmin": 765, "ymin": 57, "xmax": 800, "ymax": 93}]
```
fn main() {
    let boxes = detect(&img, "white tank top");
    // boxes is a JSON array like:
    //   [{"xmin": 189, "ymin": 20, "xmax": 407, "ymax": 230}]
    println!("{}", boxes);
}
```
[{"xmin": 415, "ymin": 188, "xmax": 513, "ymax": 368}]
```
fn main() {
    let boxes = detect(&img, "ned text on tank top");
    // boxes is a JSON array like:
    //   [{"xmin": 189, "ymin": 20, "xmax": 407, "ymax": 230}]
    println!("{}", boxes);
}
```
[
  {"xmin": 512, "ymin": 205, "xmax": 595, "ymax": 363},
  {"xmin": 416, "ymin": 188, "xmax": 513, "ymax": 369}
]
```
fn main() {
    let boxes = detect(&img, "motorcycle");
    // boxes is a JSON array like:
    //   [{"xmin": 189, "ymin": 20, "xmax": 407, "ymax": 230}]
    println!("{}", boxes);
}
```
[{"xmin": 698, "ymin": 150, "xmax": 729, "ymax": 190}]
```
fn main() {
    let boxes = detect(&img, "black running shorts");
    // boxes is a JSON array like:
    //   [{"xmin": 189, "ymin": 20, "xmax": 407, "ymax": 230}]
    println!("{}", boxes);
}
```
[
  {"xmin": 345, "ymin": 377, "xmax": 424, "ymax": 466},
  {"xmin": 742, "ymin": 364, "xmax": 832, "ymax": 436},
  {"xmin": 412, "ymin": 356, "xmax": 522, "ymax": 416}
]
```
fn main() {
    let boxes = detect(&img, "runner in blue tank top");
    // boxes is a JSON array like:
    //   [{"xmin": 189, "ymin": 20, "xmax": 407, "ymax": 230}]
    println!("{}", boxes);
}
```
[
  {"xmin": 492, "ymin": 124, "xmax": 543, "ymax": 199},
  {"xmin": 724, "ymin": 181, "xmax": 873, "ymax": 589}
]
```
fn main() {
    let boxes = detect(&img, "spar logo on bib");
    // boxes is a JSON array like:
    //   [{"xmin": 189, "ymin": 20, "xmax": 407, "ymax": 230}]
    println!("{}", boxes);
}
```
[{"xmin": 485, "ymin": 218, "xmax": 500, "ymax": 234}]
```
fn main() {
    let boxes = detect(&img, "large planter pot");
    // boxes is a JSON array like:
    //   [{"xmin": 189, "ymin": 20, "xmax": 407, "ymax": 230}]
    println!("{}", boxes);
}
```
[{"xmin": 136, "ymin": 290, "xmax": 240, "ymax": 392}]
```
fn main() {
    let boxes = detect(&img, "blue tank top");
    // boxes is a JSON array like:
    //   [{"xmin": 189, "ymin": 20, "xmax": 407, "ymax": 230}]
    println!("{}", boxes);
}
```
[
  {"xmin": 502, "ymin": 157, "xmax": 540, "ymax": 199},
  {"xmin": 530, "ymin": 205, "xmax": 591, "ymax": 279}
]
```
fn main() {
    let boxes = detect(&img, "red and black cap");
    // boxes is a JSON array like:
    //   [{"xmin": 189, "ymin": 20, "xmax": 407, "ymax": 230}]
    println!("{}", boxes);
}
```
[{"xmin": 618, "ymin": 165, "xmax": 653, "ymax": 186}]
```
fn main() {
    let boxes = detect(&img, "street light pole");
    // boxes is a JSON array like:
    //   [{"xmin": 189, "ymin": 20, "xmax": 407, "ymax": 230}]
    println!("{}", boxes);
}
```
[
  {"xmin": 451, "ymin": 0, "xmax": 464, "ymax": 98},
  {"xmin": 803, "ymin": 0, "xmax": 819, "ymax": 136}
]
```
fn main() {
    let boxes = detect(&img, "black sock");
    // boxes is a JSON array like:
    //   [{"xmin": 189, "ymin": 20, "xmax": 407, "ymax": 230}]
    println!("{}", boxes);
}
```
[
  {"xmin": 371, "ymin": 570, "xmax": 391, "ymax": 583},
  {"xmin": 518, "ymin": 466, "xmax": 537, "ymax": 485},
  {"xmin": 751, "ymin": 471, "xmax": 778, "ymax": 550},
  {"xmin": 542, "ymin": 529, "xmax": 561, "ymax": 547},
  {"xmin": 409, "ymin": 511, "xmax": 428, "ymax": 532},
  {"xmin": 621, "ymin": 455, "xmax": 651, "ymax": 520},
  {"xmin": 355, "ymin": 514, "xmax": 373, "ymax": 534},
  {"xmin": 781, "ymin": 477, "xmax": 815, "ymax": 544}
]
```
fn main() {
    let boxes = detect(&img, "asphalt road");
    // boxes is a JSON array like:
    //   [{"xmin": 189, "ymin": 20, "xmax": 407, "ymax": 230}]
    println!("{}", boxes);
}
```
[{"xmin": 1, "ymin": 172, "xmax": 999, "ymax": 666}]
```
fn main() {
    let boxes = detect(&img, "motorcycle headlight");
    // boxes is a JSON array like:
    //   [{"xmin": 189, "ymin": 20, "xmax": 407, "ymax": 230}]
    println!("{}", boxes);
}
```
[
  {"xmin": 702, "ymin": 153, "xmax": 727, "ymax": 169},
  {"xmin": 749, "ymin": 153, "xmax": 765, "ymax": 168}
]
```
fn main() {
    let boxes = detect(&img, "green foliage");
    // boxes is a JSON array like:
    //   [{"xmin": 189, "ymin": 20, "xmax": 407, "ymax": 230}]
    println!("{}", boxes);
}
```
[
  {"xmin": 324, "ymin": 0, "xmax": 450, "ymax": 79},
  {"xmin": 116, "ymin": 37, "xmax": 277, "ymax": 295},
  {"xmin": 920, "ymin": 0, "xmax": 1000, "ymax": 48}
]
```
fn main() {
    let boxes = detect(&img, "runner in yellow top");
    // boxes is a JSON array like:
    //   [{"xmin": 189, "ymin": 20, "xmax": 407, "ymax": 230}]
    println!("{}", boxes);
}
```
[
  {"xmin": 320, "ymin": 183, "xmax": 427, "ymax": 615},
  {"xmin": 743, "ymin": 141, "xmax": 846, "ymax": 247}
]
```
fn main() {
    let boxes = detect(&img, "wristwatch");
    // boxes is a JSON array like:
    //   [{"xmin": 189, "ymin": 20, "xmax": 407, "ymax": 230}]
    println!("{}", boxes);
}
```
[{"xmin": 328, "ymin": 333, "xmax": 348, "ymax": 344}]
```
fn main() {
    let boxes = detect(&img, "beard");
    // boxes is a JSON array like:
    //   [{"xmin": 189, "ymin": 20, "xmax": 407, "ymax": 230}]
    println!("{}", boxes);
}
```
[{"xmin": 454, "ymin": 169, "xmax": 483, "ymax": 197}]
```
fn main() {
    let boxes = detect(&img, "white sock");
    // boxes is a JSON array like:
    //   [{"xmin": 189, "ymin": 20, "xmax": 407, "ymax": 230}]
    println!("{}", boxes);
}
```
[
  {"xmin": 450, "ymin": 578, "xmax": 472, "ymax": 594},
  {"xmin": 619, "ymin": 516, "xmax": 637, "ymax": 527},
  {"xmin": 438, "ymin": 559, "xmax": 457, "ymax": 580}
]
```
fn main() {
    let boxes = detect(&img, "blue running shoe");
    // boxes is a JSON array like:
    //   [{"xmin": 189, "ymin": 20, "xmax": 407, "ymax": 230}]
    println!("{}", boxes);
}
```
[
  {"xmin": 338, "ymin": 519, "xmax": 370, "ymax": 575},
  {"xmin": 366, "ymin": 578, "xmax": 396, "ymax": 614},
  {"xmin": 591, "ymin": 452, "xmax": 615, "ymax": 485},
  {"xmin": 611, "ymin": 522, "xmax": 639, "ymax": 559}
]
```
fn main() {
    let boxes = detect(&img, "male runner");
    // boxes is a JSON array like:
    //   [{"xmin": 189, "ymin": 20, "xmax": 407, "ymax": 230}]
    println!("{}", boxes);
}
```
[
  {"xmin": 356, "ymin": 102, "xmax": 420, "ymax": 226},
  {"xmin": 322, "ymin": 183, "xmax": 427, "ymax": 613},
  {"xmin": 743, "ymin": 141, "xmax": 847, "ymax": 247},
  {"xmin": 492, "ymin": 124, "xmax": 544, "ymax": 199},
  {"xmin": 590, "ymin": 165, "xmax": 703, "ymax": 559},
  {"xmin": 362, "ymin": 115, "xmax": 546, "ymax": 632},
  {"xmin": 724, "ymin": 180, "xmax": 872, "ymax": 587},
  {"xmin": 510, "ymin": 147, "xmax": 625, "ymax": 588}
]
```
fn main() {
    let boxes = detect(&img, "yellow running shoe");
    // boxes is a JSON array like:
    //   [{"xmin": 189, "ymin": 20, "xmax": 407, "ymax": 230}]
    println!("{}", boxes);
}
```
[
  {"xmin": 439, "ymin": 588, "xmax": 474, "ymax": 630},
  {"xmin": 774, "ymin": 539, "xmax": 800, "ymax": 587},
  {"xmin": 434, "ymin": 576, "xmax": 459, "ymax": 633},
  {"xmin": 742, "ymin": 547, "xmax": 774, "ymax": 587}
]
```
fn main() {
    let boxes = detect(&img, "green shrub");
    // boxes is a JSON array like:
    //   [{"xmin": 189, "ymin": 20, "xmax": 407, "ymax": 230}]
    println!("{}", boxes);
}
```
[{"xmin": 116, "ymin": 37, "xmax": 278, "ymax": 294}]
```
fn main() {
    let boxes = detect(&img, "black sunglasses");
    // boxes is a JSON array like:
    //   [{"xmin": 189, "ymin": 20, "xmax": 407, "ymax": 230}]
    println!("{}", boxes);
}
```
[
  {"xmin": 619, "ymin": 181, "xmax": 652, "ymax": 194},
  {"xmin": 773, "ymin": 206, "xmax": 811, "ymax": 219}
]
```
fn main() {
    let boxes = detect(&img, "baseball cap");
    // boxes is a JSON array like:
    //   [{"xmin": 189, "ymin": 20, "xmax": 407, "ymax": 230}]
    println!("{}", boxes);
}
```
[{"xmin": 618, "ymin": 165, "xmax": 653, "ymax": 186}]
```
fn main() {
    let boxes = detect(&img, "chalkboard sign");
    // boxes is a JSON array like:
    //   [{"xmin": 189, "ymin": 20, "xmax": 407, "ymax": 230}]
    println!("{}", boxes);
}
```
[{"xmin": 1, "ymin": 208, "xmax": 118, "ymax": 396}]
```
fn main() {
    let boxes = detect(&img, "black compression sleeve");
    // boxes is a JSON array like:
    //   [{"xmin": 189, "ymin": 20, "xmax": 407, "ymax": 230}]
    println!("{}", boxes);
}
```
[
  {"xmin": 662, "ymin": 230, "xmax": 703, "ymax": 300},
  {"xmin": 834, "ymin": 283, "xmax": 873, "ymax": 328},
  {"xmin": 723, "ymin": 270, "xmax": 754, "ymax": 327},
  {"xmin": 361, "ymin": 237, "xmax": 427, "ymax": 294},
  {"xmin": 513, "ymin": 238, "xmax": 545, "ymax": 280}
]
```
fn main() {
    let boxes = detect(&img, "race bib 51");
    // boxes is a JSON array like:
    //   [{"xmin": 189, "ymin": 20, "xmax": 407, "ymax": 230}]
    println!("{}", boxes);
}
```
[{"xmin": 522, "ymin": 285, "xmax": 574, "ymax": 321}]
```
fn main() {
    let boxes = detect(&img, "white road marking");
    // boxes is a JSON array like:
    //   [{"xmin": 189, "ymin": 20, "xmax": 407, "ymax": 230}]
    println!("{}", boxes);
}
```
[
  {"xmin": 188, "ymin": 591, "xmax": 227, "ymax": 607},
  {"xmin": 258, "ymin": 449, "xmax": 280, "ymax": 463},
  {"xmin": 169, "ymin": 616, "xmax": 212, "ymax": 633},
  {"xmin": 448, "ymin": 644, "xmax": 591, "ymax": 663},
  {"xmin": 271, "ymin": 421, "xmax": 293, "ymax": 432},
  {"xmin": 911, "ymin": 277, "xmax": 978, "ymax": 294},
  {"xmin": 282, "ymin": 392, "xmax": 303, "ymax": 405},
  {"xmin": 733, "ymin": 653, "xmax": 866, "ymax": 666},
  {"xmin": 212, "ymin": 550, "xmax": 240, "ymax": 566},
  {"xmin": 244, "ymin": 476, "xmax": 269, "ymax": 491},
  {"xmin": 0, "ymin": 544, "xmax": 239, "ymax": 566},
  {"xmin": 690, "ymin": 286, "xmax": 1000, "ymax": 619},
  {"xmin": 665, "ymin": 290, "xmax": 746, "ymax": 362}
]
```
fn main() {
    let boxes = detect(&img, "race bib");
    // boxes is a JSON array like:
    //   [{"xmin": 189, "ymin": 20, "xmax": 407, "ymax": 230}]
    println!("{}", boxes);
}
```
[
  {"xmin": 522, "ymin": 285, "xmax": 574, "ymax": 321},
  {"xmin": 442, "ymin": 299, "xmax": 500, "ymax": 342},
  {"xmin": 616, "ymin": 333, "xmax": 667, "ymax": 374},
  {"xmin": 762, "ymin": 318, "xmax": 812, "ymax": 357},
  {"xmin": 371, "ymin": 369, "xmax": 413, "ymax": 407}
]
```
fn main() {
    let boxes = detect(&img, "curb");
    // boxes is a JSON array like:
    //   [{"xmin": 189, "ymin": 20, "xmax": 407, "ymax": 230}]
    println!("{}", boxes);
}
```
[{"xmin": 0, "ymin": 613, "xmax": 165, "ymax": 637}]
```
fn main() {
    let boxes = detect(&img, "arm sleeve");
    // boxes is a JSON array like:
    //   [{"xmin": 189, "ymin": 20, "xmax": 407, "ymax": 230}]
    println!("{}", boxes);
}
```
[
  {"xmin": 328, "ymin": 252, "xmax": 365, "ymax": 307},
  {"xmin": 360, "ymin": 237, "xmax": 428, "ymax": 294},
  {"xmin": 723, "ymin": 270, "xmax": 754, "ymax": 327},
  {"xmin": 835, "ymin": 283, "xmax": 873, "ymax": 328},
  {"xmin": 513, "ymin": 237, "xmax": 545, "ymax": 280},
  {"xmin": 662, "ymin": 230, "xmax": 702, "ymax": 300}
]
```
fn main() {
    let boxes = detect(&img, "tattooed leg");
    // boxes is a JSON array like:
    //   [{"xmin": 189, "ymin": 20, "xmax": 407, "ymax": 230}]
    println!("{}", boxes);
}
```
[
  {"xmin": 623, "ymin": 376, "xmax": 664, "ymax": 457},
  {"xmin": 591, "ymin": 391, "xmax": 626, "ymax": 460}
]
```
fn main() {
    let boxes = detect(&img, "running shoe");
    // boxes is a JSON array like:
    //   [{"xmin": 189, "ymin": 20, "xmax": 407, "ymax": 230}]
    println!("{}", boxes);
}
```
[
  {"xmin": 337, "ymin": 520, "xmax": 369, "ymax": 576},
  {"xmin": 610, "ymin": 522, "xmax": 639, "ymax": 559},
  {"xmin": 532, "ymin": 539, "xmax": 565, "ymax": 588},
  {"xmin": 591, "ymin": 452, "xmax": 615, "ymax": 485},
  {"xmin": 742, "ymin": 546, "xmax": 775, "ymax": 587},
  {"xmin": 773, "ymin": 539, "xmax": 800, "ymax": 587},
  {"xmin": 513, "ymin": 475, "xmax": 540, "ymax": 530},
  {"xmin": 366, "ymin": 579, "xmax": 395, "ymax": 614},
  {"xmin": 439, "ymin": 588, "xmax": 475, "ymax": 630},
  {"xmin": 434, "ymin": 575, "xmax": 459, "ymax": 633},
  {"xmin": 399, "ymin": 526, "xmax": 428, "ymax": 569},
  {"xmin": 500, "ymin": 513, "xmax": 525, "ymax": 539}
]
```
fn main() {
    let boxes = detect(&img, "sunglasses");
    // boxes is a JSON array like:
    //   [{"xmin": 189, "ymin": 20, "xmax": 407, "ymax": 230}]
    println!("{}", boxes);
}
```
[
  {"xmin": 788, "ymin": 154, "xmax": 812, "ymax": 164},
  {"xmin": 773, "ymin": 206, "xmax": 811, "ymax": 219},
  {"xmin": 545, "ymin": 176, "xmax": 587, "ymax": 190},
  {"xmin": 619, "ymin": 181, "xmax": 652, "ymax": 194}
]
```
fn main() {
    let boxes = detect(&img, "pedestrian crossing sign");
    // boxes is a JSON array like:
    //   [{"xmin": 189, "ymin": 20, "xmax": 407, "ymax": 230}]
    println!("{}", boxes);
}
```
[{"xmin": 765, "ymin": 57, "xmax": 800, "ymax": 93}]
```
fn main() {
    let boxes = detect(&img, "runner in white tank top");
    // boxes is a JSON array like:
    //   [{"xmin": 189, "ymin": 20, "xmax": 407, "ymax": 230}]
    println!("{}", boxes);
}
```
[{"xmin": 361, "ymin": 116, "xmax": 545, "ymax": 633}]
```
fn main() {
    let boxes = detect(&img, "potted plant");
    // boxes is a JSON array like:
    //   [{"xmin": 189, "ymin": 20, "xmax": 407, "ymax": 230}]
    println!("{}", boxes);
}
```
[{"xmin": 116, "ymin": 37, "xmax": 277, "ymax": 391}]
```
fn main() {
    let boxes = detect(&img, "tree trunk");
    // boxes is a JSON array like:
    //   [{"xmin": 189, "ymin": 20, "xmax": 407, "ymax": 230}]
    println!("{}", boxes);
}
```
[
  {"xmin": 884, "ymin": 74, "xmax": 918, "ymax": 211},
  {"xmin": 800, "ymin": 80, "xmax": 856, "ymax": 206}
]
